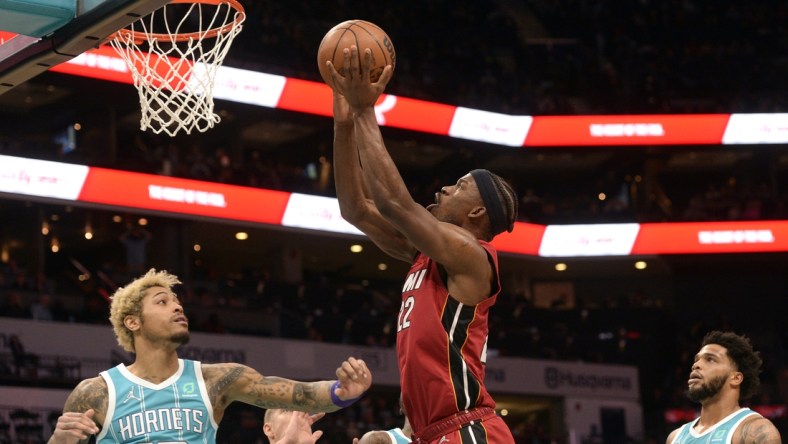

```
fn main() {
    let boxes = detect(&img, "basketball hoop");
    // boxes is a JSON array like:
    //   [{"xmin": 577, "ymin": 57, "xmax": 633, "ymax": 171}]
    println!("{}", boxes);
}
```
[{"xmin": 107, "ymin": 0, "xmax": 245, "ymax": 136}]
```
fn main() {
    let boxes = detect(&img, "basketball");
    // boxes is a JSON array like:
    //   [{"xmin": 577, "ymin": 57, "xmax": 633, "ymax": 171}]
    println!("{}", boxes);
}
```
[{"xmin": 317, "ymin": 20, "xmax": 396, "ymax": 87}]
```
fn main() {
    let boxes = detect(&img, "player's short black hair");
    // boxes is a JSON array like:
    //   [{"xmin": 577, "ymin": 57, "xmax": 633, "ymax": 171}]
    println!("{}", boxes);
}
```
[{"xmin": 701, "ymin": 331, "xmax": 762, "ymax": 400}]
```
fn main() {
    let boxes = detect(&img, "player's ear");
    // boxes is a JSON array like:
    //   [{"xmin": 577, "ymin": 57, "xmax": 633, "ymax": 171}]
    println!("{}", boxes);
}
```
[
  {"xmin": 730, "ymin": 371, "xmax": 743, "ymax": 388},
  {"xmin": 263, "ymin": 423, "xmax": 274, "ymax": 440},
  {"xmin": 124, "ymin": 314, "xmax": 141, "ymax": 332},
  {"xmin": 468, "ymin": 205, "xmax": 487, "ymax": 220}
]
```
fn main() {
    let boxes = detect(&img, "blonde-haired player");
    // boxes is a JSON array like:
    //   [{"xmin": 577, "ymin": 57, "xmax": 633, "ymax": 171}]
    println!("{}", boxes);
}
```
[{"xmin": 49, "ymin": 268, "xmax": 372, "ymax": 444}]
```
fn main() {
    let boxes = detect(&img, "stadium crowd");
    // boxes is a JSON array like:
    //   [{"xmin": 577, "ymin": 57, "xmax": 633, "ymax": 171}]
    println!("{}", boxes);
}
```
[{"xmin": 230, "ymin": 0, "xmax": 788, "ymax": 115}]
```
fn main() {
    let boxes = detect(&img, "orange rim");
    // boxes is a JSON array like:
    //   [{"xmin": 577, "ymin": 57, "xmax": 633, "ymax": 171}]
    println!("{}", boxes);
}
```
[{"xmin": 109, "ymin": 0, "xmax": 245, "ymax": 44}]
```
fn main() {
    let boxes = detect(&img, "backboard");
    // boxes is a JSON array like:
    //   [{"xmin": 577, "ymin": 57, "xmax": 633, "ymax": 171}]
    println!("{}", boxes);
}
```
[{"xmin": 0, "ymin": 0, "xmax": 169, "ymax": 95}]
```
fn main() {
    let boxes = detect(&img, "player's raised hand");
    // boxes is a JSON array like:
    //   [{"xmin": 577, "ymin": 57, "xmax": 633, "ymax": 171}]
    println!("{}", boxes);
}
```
[
  {"xmin": 49, "ymin": 409, "xmax": 100, "ymax": 443},
  {"xmin": 277, "ymin": 411, "xmax": 324, "ymax": 444},
  {"xmin": 327, "ymin": 45, "xmax": 393, "ymax": 112},
  {"xmin": 335, "ymin": 356, "xmax": 372, "ymax": 400}
]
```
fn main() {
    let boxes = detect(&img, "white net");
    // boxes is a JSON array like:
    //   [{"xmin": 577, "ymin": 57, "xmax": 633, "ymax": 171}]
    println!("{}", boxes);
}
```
[{"xmin": 108, "ymin": 0, "xmax": 245, "ymax": 136}]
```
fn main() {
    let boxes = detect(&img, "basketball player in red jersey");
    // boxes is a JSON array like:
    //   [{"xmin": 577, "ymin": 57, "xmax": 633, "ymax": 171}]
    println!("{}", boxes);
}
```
[{"xmin": 328, "ymin": 46, "xmax": 518, "ymax": 444}]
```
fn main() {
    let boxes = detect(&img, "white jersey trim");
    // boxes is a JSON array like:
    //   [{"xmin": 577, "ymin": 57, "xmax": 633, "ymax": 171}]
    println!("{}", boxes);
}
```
[
  {"xmin": 96, "ymin": 370, "xmax": 116, "ymax": 441},
  {"xmin": 117, "ymin": 359, "xmax": 185, "ymax": 390},
  {"xmin": 672, "ymin": 408, "xmax": 761, "ymax": 444},
  {"xmin": 194, "ymin": 361, "xmax": 219, "ymax": 429},
  {"xmin": 448, "ymin": 300, "xmax": 472, "ymax": 410},
  {"xmin": 687, "ymin": 408, "xmax": 756, "ymax": 439},
  {"xmin": 386, "ymin": 428, "xmax": 410, "ymax": 444}
]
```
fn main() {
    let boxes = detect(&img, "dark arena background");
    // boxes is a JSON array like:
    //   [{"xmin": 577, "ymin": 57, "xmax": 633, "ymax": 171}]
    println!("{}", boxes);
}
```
[{"xmin": 0, "ymin": 1, "xmax": 787, "ymax": 443}]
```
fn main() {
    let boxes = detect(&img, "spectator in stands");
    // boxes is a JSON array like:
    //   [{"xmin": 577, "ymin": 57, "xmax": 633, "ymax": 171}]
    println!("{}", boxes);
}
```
[
  {"xmin": 10, "ymin": 271, "xmax": 31, "ymax": 291},
  {"xmin": 49, "ymin": 297, "xmax": 73, "ymax": 323},
  {"xmin": 665, "ymin": 331, "xmax": 781, "ymax": 444},
  {"xmin": 30, "ymin": 294, "xmax": 54, "ymax": 321},
  {"xmin": 9, "ymin": 334, "xmax": 38, "ymax": 377},
  {"xmin": 582, "ymin": 424, "xmax": 604, "ymax": 444},
  {"xmin": 201, "ymin": 311, "xmax": 226, "ymax": 334},
  {"xmin": 32, "ymin": 271, "xmax": 55, "ymax": 295},
  {"xmin": 186, "ymin": 144, "xmax": 213, "ymax": 181},
  {"xmin": 0, "ymin": 291, "xmax": 29, "ymax": 318},
  {"xmin": 119, "ymin": 224, "xmax": 152, "ymax": 275}
]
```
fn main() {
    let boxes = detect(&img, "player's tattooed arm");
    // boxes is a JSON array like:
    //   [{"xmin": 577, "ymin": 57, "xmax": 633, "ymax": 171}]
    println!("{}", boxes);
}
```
[
  {"xmin": 737, "ymin": 417, "xmax": 782, "ymax": 444},
  {"xmin": 203, "ymin": 363, "xmax": 337, "ymax": 413},
  {"xmin": 63, "ymin": 377, "xmax": 109, "ymax": 424},
  {"xmin": 48, "ymin": 377, "xmax": 107, "ymax": 443}
]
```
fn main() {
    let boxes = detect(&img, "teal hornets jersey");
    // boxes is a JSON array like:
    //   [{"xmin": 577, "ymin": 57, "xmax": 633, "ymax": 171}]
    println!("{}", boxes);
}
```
[
  {"xmin": 97, "ymin": 359, "xmax": 218, "ymax": 443},
  {"xmin": 670, "ymin": 408, "xmax": 758, "ymax": 444},
  {"xmin": 385, "ymin": 427, "xmax": 411, "ymax": 444}
]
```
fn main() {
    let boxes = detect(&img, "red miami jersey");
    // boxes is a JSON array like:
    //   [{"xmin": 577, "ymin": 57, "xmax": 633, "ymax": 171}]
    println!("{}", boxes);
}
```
[{"xmin": 397, "ymin": 240, "xmax": 500, "ymax": 435}]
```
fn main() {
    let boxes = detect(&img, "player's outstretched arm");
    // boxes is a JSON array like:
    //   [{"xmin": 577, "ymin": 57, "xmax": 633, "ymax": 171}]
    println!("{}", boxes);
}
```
[
  {"xmin": 332, "ymin": 90, "xmax": 414, "ymax": 262},
  {"xmin": 49, "ymin": 377, "xmax": 107, "ymax": 444},
  {"xmin": 204, "ymin": 357, "xmax": 371, "ymax": 413}
]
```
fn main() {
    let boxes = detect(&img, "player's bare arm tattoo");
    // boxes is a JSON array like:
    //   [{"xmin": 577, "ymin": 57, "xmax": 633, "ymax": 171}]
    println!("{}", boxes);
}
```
[
  {"xmin": 63, "ymin": 378, "xmax": 108, "ymax": 423},
  {"xmin": 246, "ymin": 376, "xmax": 332, "ymax": 410},
  {"xmin": 739, "ymin": 419, "xmax": 782, "ymax": 444},
  {"xmin": 291, "ymin": 381, "xmax": 319, "ymax": 407},
  {"xmin": 209, "ymin": 365, "xmax": 244, "ymax": 399},
  {"xmin": 205, "ymin": 364, "xmax": 335, "ymax": 411}
]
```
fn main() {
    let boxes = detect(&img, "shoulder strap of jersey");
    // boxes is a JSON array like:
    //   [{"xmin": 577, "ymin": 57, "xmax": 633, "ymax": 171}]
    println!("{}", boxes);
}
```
[{"xmin": 96, "ymin": 366, "xmax": 120, "ymax": 441}]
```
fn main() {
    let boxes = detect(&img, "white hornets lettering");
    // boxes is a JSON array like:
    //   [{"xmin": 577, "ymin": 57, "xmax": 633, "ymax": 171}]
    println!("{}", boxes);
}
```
[{"xmin": 117, "ymin": 408, "xmax": 204, "ymax": 440}]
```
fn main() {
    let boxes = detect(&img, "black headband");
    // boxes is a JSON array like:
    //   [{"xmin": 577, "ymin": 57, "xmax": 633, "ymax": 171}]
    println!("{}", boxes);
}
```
[{"xmin": 470, "ymin": 169, "xmax": 509, "ymax": 236}]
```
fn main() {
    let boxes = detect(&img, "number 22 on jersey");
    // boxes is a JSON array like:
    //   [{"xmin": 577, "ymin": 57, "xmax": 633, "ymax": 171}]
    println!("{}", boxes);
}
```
[
  {"xmin": 398, "ymin": 268, "xmax": 427, "ymax": 332},
  {"xmin": 397, "ymin": 296, "xmax": 414, "ymax": 332}
]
